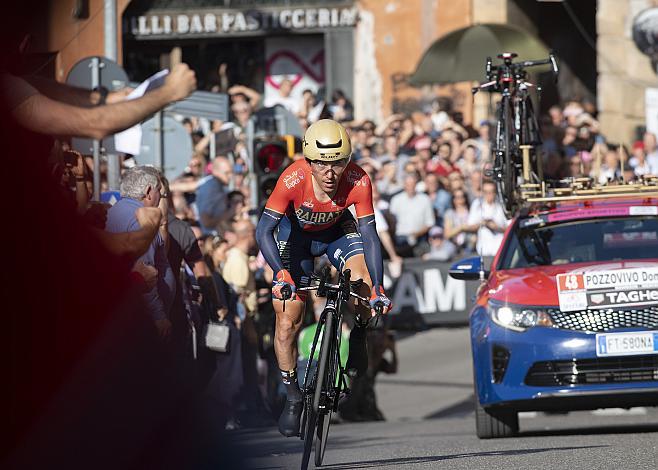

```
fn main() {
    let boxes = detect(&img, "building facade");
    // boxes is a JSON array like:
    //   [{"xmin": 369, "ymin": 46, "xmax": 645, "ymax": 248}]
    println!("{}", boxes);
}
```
[{"xmin": 36, "ymin": 0, "xmax": 658, "ymax": 142}]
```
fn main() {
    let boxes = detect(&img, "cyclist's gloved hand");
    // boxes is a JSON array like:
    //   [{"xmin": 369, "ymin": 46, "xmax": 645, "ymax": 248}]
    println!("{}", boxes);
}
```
[
  {"xmin": 272, "ymin": 269, "xmax": 297, "ymax": 301},
  {"xmin": 369, "ymin": 285, "xmax": 392, "ymax": 315}
]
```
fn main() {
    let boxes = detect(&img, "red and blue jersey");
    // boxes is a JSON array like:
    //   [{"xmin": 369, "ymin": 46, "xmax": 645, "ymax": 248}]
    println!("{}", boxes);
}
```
[
  {"xmin": 264, "ymin": 159, "xmax": 375, "ymax": 232},
  {"xmin": 256, "ymin": 158, "xmax": 385, "ymax": 294}
]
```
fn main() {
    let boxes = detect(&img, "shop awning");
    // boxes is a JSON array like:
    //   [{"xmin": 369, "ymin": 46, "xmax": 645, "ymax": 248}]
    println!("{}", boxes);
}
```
[{"xmin": 409, "ymin": 23, "xmax": 550, "ymax": 85}]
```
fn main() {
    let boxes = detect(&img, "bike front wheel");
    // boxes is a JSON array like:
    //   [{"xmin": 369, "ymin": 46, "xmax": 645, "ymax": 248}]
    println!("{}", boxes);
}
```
[
  {"xmin": 315, "ymin": 412, "xmax": 331, "ymax": 466},
  {"xmin": 315, "ymin": 312, "xmax": 341, "ymax": 467},
  {"xmin": 300, "ymin": 399, "xmax": 317, "ymax": 470},
  {"xmin": 312, "ymin": 310, "xmax": 335, "ymax": 466}
]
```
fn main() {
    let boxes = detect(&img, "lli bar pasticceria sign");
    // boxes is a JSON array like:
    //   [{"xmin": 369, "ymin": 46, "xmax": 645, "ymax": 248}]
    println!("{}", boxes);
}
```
[{"xmin": 129, "ymin": 6, "xmax": 358, "ymax": 38}]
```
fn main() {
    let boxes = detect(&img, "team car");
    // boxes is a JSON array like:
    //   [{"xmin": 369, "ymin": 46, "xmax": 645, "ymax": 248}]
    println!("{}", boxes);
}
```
[{"xmin": 450, "ymin": 194, "xmax": 658, "ymax": 438}]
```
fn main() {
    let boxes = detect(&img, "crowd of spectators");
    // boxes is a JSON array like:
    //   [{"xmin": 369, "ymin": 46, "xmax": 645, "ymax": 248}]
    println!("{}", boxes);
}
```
[
  {"xmin": 77, "ymin": 77, "xmax": 658, "ymax": 430},
  {"xmin": 8, "ymin": 38, "xmax": 658, "ymax": 466}
]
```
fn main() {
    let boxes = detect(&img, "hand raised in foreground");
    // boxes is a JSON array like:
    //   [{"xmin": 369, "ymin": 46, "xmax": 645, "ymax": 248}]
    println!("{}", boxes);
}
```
[{"xmin": 164, "ymin": 63, "xmax": 197, "ymax": 102}]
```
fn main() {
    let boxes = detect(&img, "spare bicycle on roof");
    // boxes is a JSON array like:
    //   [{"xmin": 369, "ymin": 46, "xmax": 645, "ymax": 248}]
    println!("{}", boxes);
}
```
[
  {"xmin": 473, "ymin": 52, "xmax": 559, "ymax": 216},
  {"xmin": 475, "ymin": 52, "xmax": 658, "ymax": 215}
]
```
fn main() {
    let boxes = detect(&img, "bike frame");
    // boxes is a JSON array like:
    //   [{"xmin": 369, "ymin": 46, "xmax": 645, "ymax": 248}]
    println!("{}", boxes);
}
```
[
  {"xmin": 300, "ymin": 285, "xmax": 349, "ymax": 415},
  {"xmin": 295, "ymin": 267, "xmax": 381, "ymax": 469}
]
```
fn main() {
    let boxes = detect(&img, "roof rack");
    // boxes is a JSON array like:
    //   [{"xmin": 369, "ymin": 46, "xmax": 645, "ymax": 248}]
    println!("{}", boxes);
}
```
[
  {"xmin": 515, "ymin": 143, "xmax": 658, "ymax": 205},
  {"xmin": 520, "ymin": 174, "xmax": 658, "ymax": 203}
]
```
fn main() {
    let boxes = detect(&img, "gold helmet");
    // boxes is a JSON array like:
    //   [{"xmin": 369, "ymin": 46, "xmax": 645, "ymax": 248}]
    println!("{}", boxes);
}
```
[{"xmin": 303, "ymin": 119, "xmax": 352, "ymax": 162}]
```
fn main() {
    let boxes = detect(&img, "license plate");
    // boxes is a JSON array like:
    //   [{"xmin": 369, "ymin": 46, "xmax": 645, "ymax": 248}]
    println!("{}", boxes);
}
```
[{"xmin": 596, "ymin": 331, "xmax": 658, "ymax": 357}]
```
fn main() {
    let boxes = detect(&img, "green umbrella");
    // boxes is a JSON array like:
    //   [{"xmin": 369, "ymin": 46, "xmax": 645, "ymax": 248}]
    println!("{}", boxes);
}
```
[{"xmin": 410, "ymin": 23, "xmax": 550, "ymax": 85}]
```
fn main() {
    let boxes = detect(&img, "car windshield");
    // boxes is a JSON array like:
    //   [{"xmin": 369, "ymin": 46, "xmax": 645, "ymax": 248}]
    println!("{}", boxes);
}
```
[{"xmin": 499, "ymin": 216, "xmax": 658, "ymax": 269}]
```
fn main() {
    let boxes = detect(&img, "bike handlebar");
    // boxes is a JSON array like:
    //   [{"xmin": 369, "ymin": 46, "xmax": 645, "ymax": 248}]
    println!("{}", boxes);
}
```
[
  {"xmin": 474, "ymin": 53, "xmax": 558, "ymax": 95},
  {"xmin": 280, "ymin": 284, "xmax": 292, "ymax": 300},
  {"xmin": 490, "ymin": 53, "xmax": 558, "ymax": 73},
  {"xmin": 297, "ymin": 282, "xmax": 370, "ymax": 304},
  {"xmin": 518, "ymin": 54, "xmax": 559, "ymax": 75}
]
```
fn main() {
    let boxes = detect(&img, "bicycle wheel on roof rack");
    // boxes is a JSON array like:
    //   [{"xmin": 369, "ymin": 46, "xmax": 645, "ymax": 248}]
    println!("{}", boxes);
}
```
[{"xmin": 497, "ymin": 98, "xmax": 518, "ymax": 217}]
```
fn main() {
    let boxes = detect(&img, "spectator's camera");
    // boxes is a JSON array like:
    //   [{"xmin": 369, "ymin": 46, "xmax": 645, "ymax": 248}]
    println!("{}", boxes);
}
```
[
  {"xmin": 63, "ymin": 150, "xmax": 80, "ymax": 166},
  {"xmin": 190, "ymin": 283, "xmax": 202, "ymax": 303}
]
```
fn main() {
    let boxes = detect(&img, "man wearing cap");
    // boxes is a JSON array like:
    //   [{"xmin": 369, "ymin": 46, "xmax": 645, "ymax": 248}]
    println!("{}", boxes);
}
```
[{"xmin": 423, "ymin": 226, "xmax": 456, "ymax": 262}]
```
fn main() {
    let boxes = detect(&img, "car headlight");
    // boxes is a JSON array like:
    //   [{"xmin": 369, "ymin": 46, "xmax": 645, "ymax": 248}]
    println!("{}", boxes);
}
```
[{"xmin": 489, "ymin": 301, "xmax": 554, "ymax": 332}]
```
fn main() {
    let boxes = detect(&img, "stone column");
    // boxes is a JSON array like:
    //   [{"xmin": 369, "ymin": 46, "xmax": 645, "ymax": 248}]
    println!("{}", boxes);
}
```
[{"xmin": 598, "ymin": 0, "xmax": 656, "ymax": 143}]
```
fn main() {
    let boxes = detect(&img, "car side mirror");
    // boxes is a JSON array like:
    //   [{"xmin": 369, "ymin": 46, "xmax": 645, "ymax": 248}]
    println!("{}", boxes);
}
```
[{"xmin": 448, "ymin": 256, "xmax": 489, "ymax": 281}]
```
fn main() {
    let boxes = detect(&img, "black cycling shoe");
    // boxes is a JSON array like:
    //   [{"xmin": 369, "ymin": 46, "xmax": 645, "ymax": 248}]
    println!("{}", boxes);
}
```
[
  {"xmin": 346, "ymin": 323, "xmax": 368, "ymax": 378},
  {"xmin": 278, "ymin": 399, "xmax": 303, "ymax": 437}
]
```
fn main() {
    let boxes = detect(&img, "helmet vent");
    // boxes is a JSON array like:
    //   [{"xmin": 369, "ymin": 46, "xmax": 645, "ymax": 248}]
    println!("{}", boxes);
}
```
[{"xmin": 316, "ymin": 139, "xmax": 342, "ymax": 149}]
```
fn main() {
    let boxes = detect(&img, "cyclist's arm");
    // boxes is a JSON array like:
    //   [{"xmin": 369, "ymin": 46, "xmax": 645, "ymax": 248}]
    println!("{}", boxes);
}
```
[
  {"xmin": 256, "ymin": 209, "xmax": 285, "ymax": 273},
  {"xmin": 353, "ymin": 173, "xmax": 384, "ymax": 289},
  {"xmin": 255, "ymin": 176, "xmax": 291, "ymax": 274},
  {"xmin": 358, "ymin": 214, "xmax": 384, "ymax": 288},
  {"xmin": 10, "ymin": 65, "xmax": 195, "ymax": 140}
]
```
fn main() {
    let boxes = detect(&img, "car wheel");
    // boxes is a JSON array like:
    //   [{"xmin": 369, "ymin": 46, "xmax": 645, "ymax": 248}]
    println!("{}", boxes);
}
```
[{"xmin": 474, "ymin": 394, "xmax": 519, "ymax": 439}]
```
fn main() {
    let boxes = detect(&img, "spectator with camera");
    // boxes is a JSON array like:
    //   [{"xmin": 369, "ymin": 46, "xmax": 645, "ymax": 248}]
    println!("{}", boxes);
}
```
[{"xmin": 464, "ymin": 180, "xmax": 508, "ymax": 257}]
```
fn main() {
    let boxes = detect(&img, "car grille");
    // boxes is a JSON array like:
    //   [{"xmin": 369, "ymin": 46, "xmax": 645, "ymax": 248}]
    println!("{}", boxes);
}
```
[
  {"xmin": 492, "ymin": 344, "xmax": 510, "ymax": 383},
  {"xmin": 547, "ymin": 306, "xmax": 658, "ymax": 332},
  {"xmin": 525, "ymin": 355, "xmax": 658, "ymax": 386}
]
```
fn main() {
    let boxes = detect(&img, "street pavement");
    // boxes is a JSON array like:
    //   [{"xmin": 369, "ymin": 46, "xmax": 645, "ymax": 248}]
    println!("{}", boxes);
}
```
[{"xmin": 232, "ymin": 327, "xmax": 658, "ymax": 470}]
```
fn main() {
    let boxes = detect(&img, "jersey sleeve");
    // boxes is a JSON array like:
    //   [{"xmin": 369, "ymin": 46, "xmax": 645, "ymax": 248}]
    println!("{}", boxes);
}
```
[
  {"xmin": 350, "ymin": 169, "xmax": 375, "ymax": 219},
  {"xmin": 264, "ymin": 166, "xmax": 295, "ymax": 214}
]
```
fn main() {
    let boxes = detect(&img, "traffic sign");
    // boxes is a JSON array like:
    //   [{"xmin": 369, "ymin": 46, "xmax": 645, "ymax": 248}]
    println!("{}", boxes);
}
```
[
  {"xmin": 138, "ymin": 114, "xmax": 193, "ymax": 182},
  {"xmin": 66, "ymin": 56, "xmax": 129, "ymax": 154}
]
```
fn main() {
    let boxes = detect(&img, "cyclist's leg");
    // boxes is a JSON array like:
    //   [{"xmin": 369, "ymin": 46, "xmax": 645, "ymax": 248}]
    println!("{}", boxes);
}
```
[
  {"xmin": 325, "ymin": 216, "xmax": 372, "ymax": 317},
  {"xmin": 325, "ymin": 216, "xmax": 371, "ymax": 378},
  {"xmin": 273, "ymin": 216, "xmax": 312, "ymax": 371},
  {"xmin": 273, "ymin": 217, "xmax": 313, "ymax": 436}
]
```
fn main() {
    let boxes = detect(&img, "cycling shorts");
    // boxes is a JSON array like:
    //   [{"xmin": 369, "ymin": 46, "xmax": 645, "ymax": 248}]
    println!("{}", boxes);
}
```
[{"xmin": 275, "ymin": 212, "xmax": 364, "ymax": 290}]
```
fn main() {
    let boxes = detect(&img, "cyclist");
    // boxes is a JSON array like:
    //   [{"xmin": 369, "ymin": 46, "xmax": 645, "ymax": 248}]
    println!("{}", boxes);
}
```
[{"xmin": 255, "ymin": 119, "xmax": 392, "ymax": 437}]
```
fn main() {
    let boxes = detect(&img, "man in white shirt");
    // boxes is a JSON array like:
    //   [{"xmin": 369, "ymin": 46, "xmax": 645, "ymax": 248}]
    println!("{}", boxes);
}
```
[
  {"xmin": 465, "ymin": 180, "xmax": 509, "ymax": 257},
  {"xmin": 389, "ymin": 172, "xmax": 436, "ymax": 256}
]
